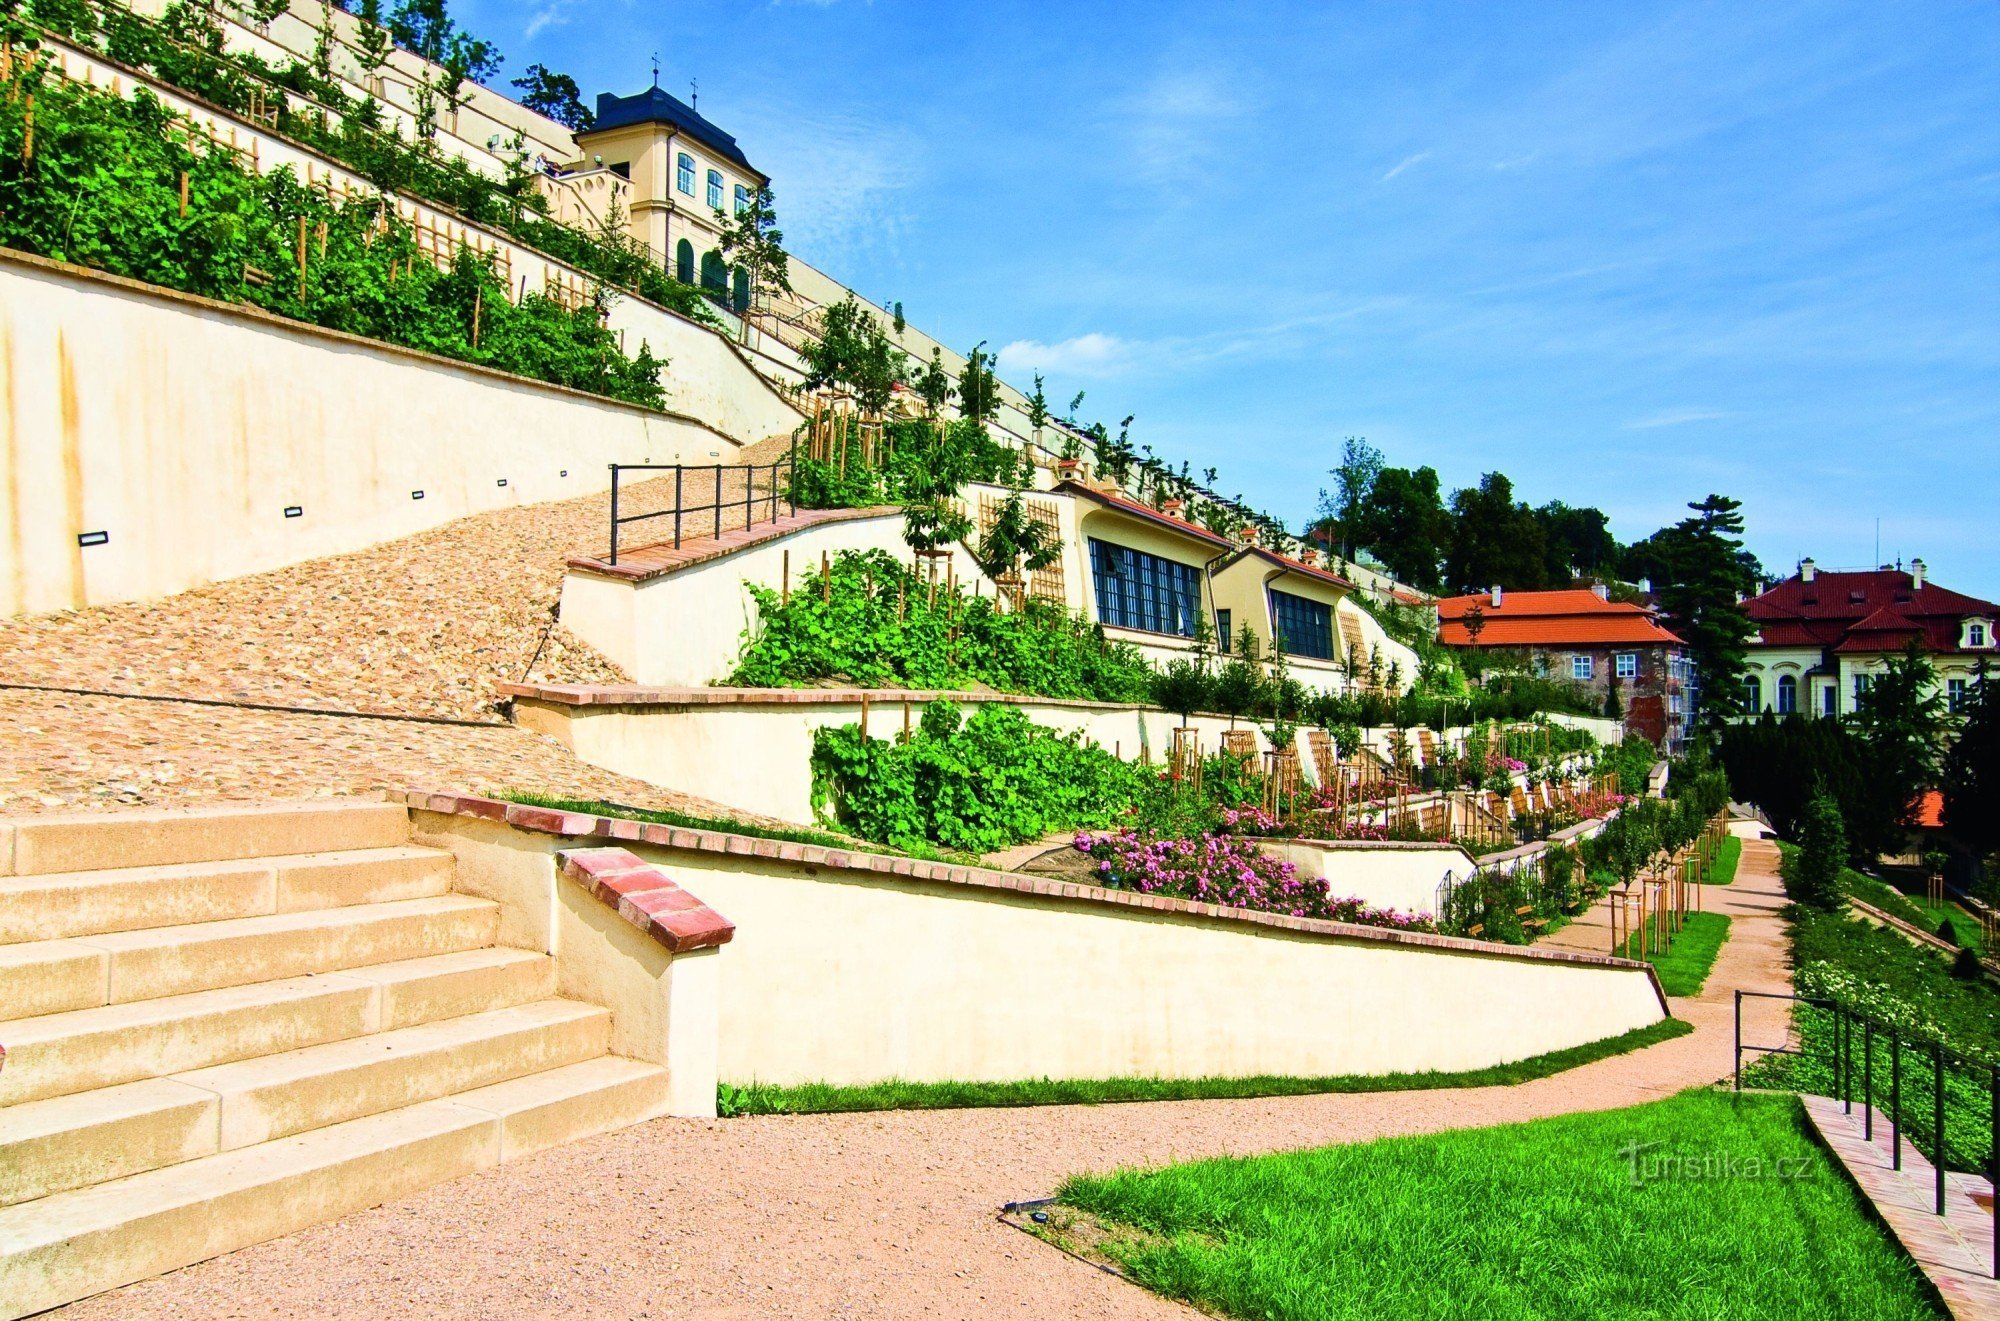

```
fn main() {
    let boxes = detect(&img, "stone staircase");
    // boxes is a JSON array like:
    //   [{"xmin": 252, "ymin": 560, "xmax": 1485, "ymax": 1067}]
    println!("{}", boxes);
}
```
[{"xmin": 0, "ymin": 799, "xmax": 671, "ymax": 1318}]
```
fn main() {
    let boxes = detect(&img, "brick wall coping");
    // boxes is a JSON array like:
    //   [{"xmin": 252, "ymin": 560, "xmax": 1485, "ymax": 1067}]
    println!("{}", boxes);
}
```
[
  {"xmin": 402, "ymin": 789, "xmax": 1666, "ymax": 1004},
  {"xmin": 557, "ymin": 847, "xmax": 735, "ymax": 953},
  {"xmin": 501, "ymin": 680, "xmax": 1163, "ymax": 714},
  {"xmin": 564, "ymin": 505, "xmax": 904, "ymax": 584}
]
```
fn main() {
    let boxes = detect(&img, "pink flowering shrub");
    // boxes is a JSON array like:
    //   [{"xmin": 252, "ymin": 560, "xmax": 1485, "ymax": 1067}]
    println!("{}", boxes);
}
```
[{"xmin": 1072, "ymin": 830, "xmax": 1435, "ymax": 931}]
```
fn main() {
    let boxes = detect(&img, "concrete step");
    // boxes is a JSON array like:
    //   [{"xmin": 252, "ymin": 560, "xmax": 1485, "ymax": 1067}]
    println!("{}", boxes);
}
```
[
  {"xmin": 0, "ymin": 846, "xmax": 454, "ymax": 944},
  {"xmin": 0, "ymin": 998, "xmax": 604, "ymax": 1206},
  {"xmin": 0, "ymin": 941, "xmax": 556, "ymax": 1108},
  {"xmin": 0, "ymin": 1058, "xmax": 670, "ymax": 1318},
  {"xmin": 177, "ymin": 1000, "xmax": 611, "ymax": 1150},
  {"xmin": 87, "ymin": 895, "xmax": 500, "ymax": 1004},
  {"xmin": 2, "ymin": 798, "xmax": 411, "ymax": 877}
]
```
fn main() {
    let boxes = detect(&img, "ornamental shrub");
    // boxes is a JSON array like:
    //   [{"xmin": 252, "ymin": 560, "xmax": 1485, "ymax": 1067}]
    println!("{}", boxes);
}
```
[
  {"xmin": 1790, "ymin": 789, "xmax": 1848, "ymax": 911},
  {"xmin": 731, "ymin": 549, "xmax": 1155, "ymax": 702},
  {"xmin": 809, "ymin": 701, "xmax": 1147, "ymax": 854}
]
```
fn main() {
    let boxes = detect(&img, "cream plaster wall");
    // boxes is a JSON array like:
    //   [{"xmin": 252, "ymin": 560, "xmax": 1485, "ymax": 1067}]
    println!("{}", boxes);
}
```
[
  {"xmin": 1258, "ymin": 841, "xmax": 1478, "ymax": 916},
  {"xmin": 558, "ymin": 513, "xmax": 988, "ymax": 689},
  {"xmin": 657, "ymin": 847, "xmax": 1663, "ymax": 1086},
  {"xmin": 0, "ymin": 255, "xmax": 723, "ymax": 616}
]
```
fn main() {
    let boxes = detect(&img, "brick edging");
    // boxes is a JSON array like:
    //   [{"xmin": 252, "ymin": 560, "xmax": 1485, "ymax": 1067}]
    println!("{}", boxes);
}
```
[
  {"xmin": 401, "ymin": 789, "xmax": 1659, "ymax": 981},
  {"xmin": 563, "ymin": 505, "xmax": 905, "ymax": 583},
  {"xmin": 557, "ymin": 847, "xmax": 735, "ymax": 953}
]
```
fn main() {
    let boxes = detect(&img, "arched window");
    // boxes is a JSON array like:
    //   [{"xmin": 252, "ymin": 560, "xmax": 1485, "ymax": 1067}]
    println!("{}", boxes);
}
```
[
  {"xmin": 676, "ymin": 153, "xmax": 695, "ymax": 195},
  {"xmin": 699, "ymin": 249, "xmax": 728, "ymax": 293},
  {"xmin": 706, "ymin": 169, "xmax": 723, "ymax": 209},
  {"xmin": 674, "ymin": 238, "xmax": 695, "ymax": 284},
  {"xmin": 733, "ymin": 183, "xmax": 751, "ymax": 215},
  {"xmin": 1776, "ymin": 674, "xmax": 1798, "ymax": 714},
  {"xmin": 731, "ymin": 266, "xmax": 750, "ymax": 312},
  {"xmin": 1741, "ymin": 674, "xmax": 1761, "ymax": 713}
]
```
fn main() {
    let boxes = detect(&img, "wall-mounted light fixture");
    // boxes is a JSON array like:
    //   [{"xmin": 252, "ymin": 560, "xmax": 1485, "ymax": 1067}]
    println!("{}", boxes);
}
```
[
  {"xmin": 77, "ymin": 531, "xmax": 109, "ymax": 548},
  {"xmin": 411, "ymin": 490, "xmax": 426, "ymax": 501},
  {"xmin": 283, "ymin": 506, "xmax": 303, "ymax": 519}
]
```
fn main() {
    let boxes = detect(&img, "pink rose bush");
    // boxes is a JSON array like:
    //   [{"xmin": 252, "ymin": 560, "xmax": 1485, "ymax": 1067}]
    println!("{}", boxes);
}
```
[{"xmin": 1073, "ymin": 829, "xmax": 1435, "ymax": 931}]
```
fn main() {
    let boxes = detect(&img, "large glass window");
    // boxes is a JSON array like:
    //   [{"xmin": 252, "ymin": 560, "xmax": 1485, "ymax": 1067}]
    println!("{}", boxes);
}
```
[
  {"xmin": 1615, "ymin": 652, "xmax": 1638, "ymax": 680},
  {"xmin": 1268, "ymin": 589, "xmax": 1333, "ymax": 661},
  {"xmin": 1776, "ymin": 674, "xmax": 1797, "ymax": 713},
  {"xmin": 1572, "ymin": 654, "xmax": 1594, "ymax": 681},
  {"xmin": 734, "ymin": 183, "xmax": 751, "ymax": 215},
  {"xmin": 1088, "ymin": 539, "xmax": 1201, "ymax": 637},
  {"xmin": 707, "ymin": 169, "xmax": 724, "ymax": 209},
  {"xmin": 1949, "ymin": 678, "xmax": 1970, "ymax": 713},
  {"xmin": 1742, "ymin": 675, "xmax": 1761, "ymax": 712},
  {"xmin": 699, "ymin": 250, "xmax": 729, "ymax": 293},
  {"xmin": 677, "ymin": 153, "xmax": 695, "ymax": 194}
]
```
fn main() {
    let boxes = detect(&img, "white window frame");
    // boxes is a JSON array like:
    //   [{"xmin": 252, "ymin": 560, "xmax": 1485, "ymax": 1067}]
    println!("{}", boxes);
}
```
[
  {"xmin": 676, "ymin": 153, "xmax": 695, "ymax": 195},
  {"xmin": 733, "ymin": 183, "xmax": 751, "ymax": 215},
  {"xmin": 1948, "ymin": 677, "xmax": 1970, "ymax": 713},
  {"xmin": 1972, "ymin": 622, "xmax": 1989, "ymax": 648},
  {"xmin": 1614, "ymin": 652, "xmax": 1638, "ymax": 680},
  {"xmin": 707, "ymin": 169, "xmax": 724, "ymax": 209},
  {"xmin": 1571, "ymin": 655, "xmax": 1593, "ymax": 681}
]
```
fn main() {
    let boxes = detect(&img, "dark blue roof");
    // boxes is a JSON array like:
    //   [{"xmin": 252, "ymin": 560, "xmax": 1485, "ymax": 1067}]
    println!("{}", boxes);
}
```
[{"xmin": 587, "ymin": 88, "xmax": 759, "ymax": 176}]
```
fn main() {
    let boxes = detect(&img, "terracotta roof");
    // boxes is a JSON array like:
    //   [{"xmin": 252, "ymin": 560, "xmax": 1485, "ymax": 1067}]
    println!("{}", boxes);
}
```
[
  {"xmin": 1914, "ymin": 789, "xmax": 1944, "ymax": 831},
  {"xmin": 1056, "ymin": 481, "xmax": 1235, "ymax": 550},
  {"xmin": 1222, "ymin": 545, "xmax": 1354, "ymax": 591},
  {"xmin": 1435, "ymin": 590, "xmax": 1683, "ymax": 649},
  {"xmin": 1747, "ymin": 568, "xmax": 1997, "ymax": 656}
]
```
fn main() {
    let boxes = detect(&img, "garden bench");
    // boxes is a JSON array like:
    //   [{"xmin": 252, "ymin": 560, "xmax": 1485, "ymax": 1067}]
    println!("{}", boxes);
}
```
[{"xmin": 1516, "ymin": 903, "xmax": 1548, "ymax": 933}]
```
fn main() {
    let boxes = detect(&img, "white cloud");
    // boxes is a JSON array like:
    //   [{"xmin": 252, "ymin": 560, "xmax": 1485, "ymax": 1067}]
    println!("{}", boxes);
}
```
[
  {"xmin": 1623, "ymin": 407, "xmax": 1730, "ymax": 430},
  {"xmin": 997, "ymin": 333, "xmax": 1133, "ymax": 377},
  {"xmin": 722, "ymin": 104, "xmax": 919, "ymax": 259},
  {"xmin": 522, "ymin": 1, "xmax": 579, "ymax": 39},
  {"xmin": 1107, "ymin": 60, "xmax": 1260, "ymax": 185},
  {"xmin": 1381, "ymin": 151, "xmax": 1430, "ymax": 182}
]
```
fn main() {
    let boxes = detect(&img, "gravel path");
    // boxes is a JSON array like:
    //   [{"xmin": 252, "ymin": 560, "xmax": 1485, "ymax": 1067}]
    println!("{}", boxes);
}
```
[{"xmin": 54, "ymin": 840, "xmax": 1796, "ymax": 1320}]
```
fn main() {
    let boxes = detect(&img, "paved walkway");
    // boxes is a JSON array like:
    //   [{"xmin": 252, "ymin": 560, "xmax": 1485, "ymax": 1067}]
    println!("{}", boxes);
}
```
[
  {"xmin": 55, "ymin": 842, "xmax": 1797, "ymax": 1319},
  {"xmin": 1805, "ymin": 1096, "xmax": 2000, "ymax": 1320}
]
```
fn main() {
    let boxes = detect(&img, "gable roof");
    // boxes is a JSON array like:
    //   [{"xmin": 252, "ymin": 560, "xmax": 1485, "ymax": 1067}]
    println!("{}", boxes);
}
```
[
  {"xmin": 1221, "ymin": 545, "xmax": 1355, "ymax": 592},
  {"xmin": 1056, "ymin": 481, "xmax": 1235, "ymax": 551},
  {"xmin": 1435, "ymin": 589, "xmax": 1683, "ymax": 649},
  {"xmin": 1747, "ymin": 568, "xmax": 1997, "ymax": 656},
  {"xmin": 584, "ymin": 88, "xmax": 761, "ymax": 176}
]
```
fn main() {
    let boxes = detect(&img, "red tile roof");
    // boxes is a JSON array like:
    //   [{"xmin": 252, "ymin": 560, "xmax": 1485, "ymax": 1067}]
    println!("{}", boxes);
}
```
[
  {"xmin": 1747, "ymin": 568, "xmax": 1997, "ymax": 656},
  {"xmin": 1913, "ymin": 789, "xmax": 1944, "ymax": 831},
  {"xmin": 1436, "ymin": 589, "xmax": 1683, "ymax": 648},
  {"xmin": 1056, "ymin": 480, "xmax": 1235, "ymax": 550}
]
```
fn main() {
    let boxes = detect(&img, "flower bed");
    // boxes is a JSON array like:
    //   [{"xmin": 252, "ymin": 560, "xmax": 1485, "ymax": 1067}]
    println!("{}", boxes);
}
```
[{"xmin": 1073, "ymin": 828, "xmax": 1435, "ymax": 931}]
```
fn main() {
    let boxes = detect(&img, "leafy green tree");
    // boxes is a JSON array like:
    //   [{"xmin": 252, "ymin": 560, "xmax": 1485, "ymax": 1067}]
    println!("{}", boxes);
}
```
[
  {"xmin": 1445, "ymin": 472, "xmax": 1547, "ymax": 592},
  {"xmin": 1318, "ymin": 436, "xmax": 1384, "ymax": 561},
  {"xmin": 800, "ymin": 298, "xmax": 903, "ymax": 412},
  {"xmin": 913, "ymin": 347, "xmax": 953, "ymax": 418},
  {"xmin": 511, "ymin": 64, "xmax": 593, "ymax": 130},
  {"xmin": 1352, "ymin": 464, "xmax": 1449, "ymax": 590},
  {"xmin": 1026, "ymin": 372, "xmax": 1049, "ymax": 437},
  {"xmin": 973, "ymin": 485, "xmax": 1060, "ymax": 590},
  {"xmin": 1851, "ymin": 641, "xmax": 1948, "ymax": 840},
  {"xmin": 715, "ymin": 184, "xmax": 792, "ymax": 331},
  {"xmin": 1534, "ymin": 501, "xmax": 1619, "ymax": 583},
  {"xmin": 957, "ymin": 342, "xmax": 999, "ymax": 428},
  {"xmin": 1943, "ymin": 669, "xmax": 1996, "ymax": 852},
  {"xmin": 1647, "ymin": 495, "xmax": 1758, "ymax": 729},
  {"xmin": 1791, "ymin": 787, "xmax": 1849, "ymax": 909}
]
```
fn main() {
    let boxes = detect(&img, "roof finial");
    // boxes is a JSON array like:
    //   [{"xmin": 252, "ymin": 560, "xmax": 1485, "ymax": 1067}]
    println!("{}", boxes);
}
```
[
  {"xmin": 689, "ymin": 76, "xmax": 698, "ymax": 110},
  {"xmin": 650, "ymin": 54, "xmax": 660, "ymax": 88}
]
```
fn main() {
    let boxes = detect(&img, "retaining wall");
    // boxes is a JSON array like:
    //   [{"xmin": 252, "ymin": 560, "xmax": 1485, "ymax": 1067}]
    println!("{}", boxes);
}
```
[{"xmin": 407, "ymin": 792, "xmax": 1669, "ymax": 1089}]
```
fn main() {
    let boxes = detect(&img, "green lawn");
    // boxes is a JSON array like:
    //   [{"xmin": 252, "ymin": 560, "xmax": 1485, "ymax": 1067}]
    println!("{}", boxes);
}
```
[
  {"xmin": 1053, "ymin": 1090, "xmax": 1940, "ymax": 1321},
  {"xmin": 1846, "ymin": 870, "xmax": 1985, "ymax": 956},
  {"xmin": 719, "ymin": 1018, "xmax": 1693, "ymax": 1115},
  {"xmin": 1622, "ymin": 911, "xmax": 1732, "ymax": 996},
  {"xmin": 1709, "ymin": 834, "xmax": 1743, "ymax": 885}
]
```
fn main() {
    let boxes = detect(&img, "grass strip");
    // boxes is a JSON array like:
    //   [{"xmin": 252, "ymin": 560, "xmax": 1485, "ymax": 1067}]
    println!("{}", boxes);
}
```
[
  {"xmin": 717, "ymin": 1018, "xmax": 1693, "ymax": 1115},
  {"xmin": 1709, "ymin": 834, "xmax": 1742, "ymax": 885},
  {"xmin": 1620, "ymin": 911, "xmax": 1732, "ymax": 997},
  {"xmin": 503, "ymin": 791, "xmax": 959, "ymax": 863},
  {"xmin": 1052, "ymin": 1089, "xmax": 1941, "ymax": 1321}
]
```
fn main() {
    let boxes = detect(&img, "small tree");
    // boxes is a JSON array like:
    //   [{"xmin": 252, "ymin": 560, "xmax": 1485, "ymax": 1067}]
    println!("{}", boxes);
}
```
[
  {"xmin": 1944, "ymin": 667, "xmax": 1998, "ymax": 867},
  {"xmin": 1792, "ymin": 787, "xmax": 1849, "ymax": 910},
  {"xmin": 1152, "ymin": 648, "xmax": 1216, "ymax": 729},
  {"xmin": 958, "ymin": 342, "xmax": 999, "ymax": 429},
  {"xmin": 512, "ymin": 64, "xmax": 593, "ymax": 130},
  {"xmin": 800, "ymin": 298, "xmax": 903, "ymax": 412},
  {"xmin": 715, "ymin": 185, "xmax": 792, "ymax": 331},
  {"xmin": 914, "ymin": 347, "xmax": 953, "ymax": 419},
  {"xmin": 973, "ymin": 486, "xmax": 1059, "ymax": 601},
  {"xmin": 1027, "ymin": 372, "xmax": 1049, "ymax": 442}
]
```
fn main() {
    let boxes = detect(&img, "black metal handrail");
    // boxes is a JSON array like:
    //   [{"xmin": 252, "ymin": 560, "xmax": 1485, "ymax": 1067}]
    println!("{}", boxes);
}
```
[
  {"xmin": 607, "ymin": 444, "xmax": 797, "ymax": 566},
  {"xmin": 1735, "ymin": 988, "xmax": 2000, "ymax": 1277}
]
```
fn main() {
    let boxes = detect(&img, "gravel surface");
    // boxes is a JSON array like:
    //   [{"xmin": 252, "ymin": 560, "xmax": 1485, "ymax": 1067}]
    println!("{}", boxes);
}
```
[{"xmin": 53, "ymin": 842, "xmax": 1795, "ymax": 1320}]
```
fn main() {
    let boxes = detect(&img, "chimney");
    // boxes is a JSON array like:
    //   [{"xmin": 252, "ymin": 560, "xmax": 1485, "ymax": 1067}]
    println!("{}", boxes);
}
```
[
  {"xmin": 1800, "ymin": 558, "xmax": 1816, "ymax": 584},
  {"xmin": 1238, "ymin": 525, "xmax": 1260, "ymax": 546},
  {"xmin": 1299, "ymin": 548, "xmax": 1320, "ymax": 567},
  {"xmin": 1162, "ymin": 497, "xmax": 1185, "ymax": 518},
  {"xmin": 1490, "ymin": 585, "xmax": 1503, "ymax": 608},
  {"xmin": 1912, "ymin": 558, "xmax": 1927, "ymax": 589},
  {"xmin": 1637, "ymin": 576, "xmax": 1652, "ymax": 595},
  {"xmin": 1591, "ymin": 583, "xmax": 1609, "ymax": 602}
]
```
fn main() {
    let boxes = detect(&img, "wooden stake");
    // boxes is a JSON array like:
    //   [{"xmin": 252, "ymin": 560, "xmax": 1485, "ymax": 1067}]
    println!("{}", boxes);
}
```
[
  {"xmin": 22, "ymin": 93, "xmax": 32, "ymax": 162},
  {"xmin": 471, "ymin": 285, "xmax": 482, "ymax": 348},
  {"xmin": 859, "ymin": 692, "xmax": 870, "ymax": 741},
  {"xmin": 296, "ymin": 214, "xmax": 308, "ymax": 302},
  {"xmin": 782, "ymin": 549, "xmax": 790, "ymax": 605},
  {"xmin": 178, "ymin": 171, "xmax": 189, "ymax": 219}
]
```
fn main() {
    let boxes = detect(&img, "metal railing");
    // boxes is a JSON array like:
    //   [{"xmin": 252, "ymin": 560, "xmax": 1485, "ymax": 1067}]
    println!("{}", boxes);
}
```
[
  {"xmin": 1735, "ymin": 988, "xmax": 2000, "ymax": 1276},
  {"xmin": 606, "ymin": 447, "xmax": 796, "ymax": 566}
]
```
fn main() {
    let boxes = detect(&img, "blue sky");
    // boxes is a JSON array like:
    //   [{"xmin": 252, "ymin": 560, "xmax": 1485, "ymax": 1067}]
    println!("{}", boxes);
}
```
[{"xmin": 468, "ymin": 0, "xmax": 2000, "ymax": 595}]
